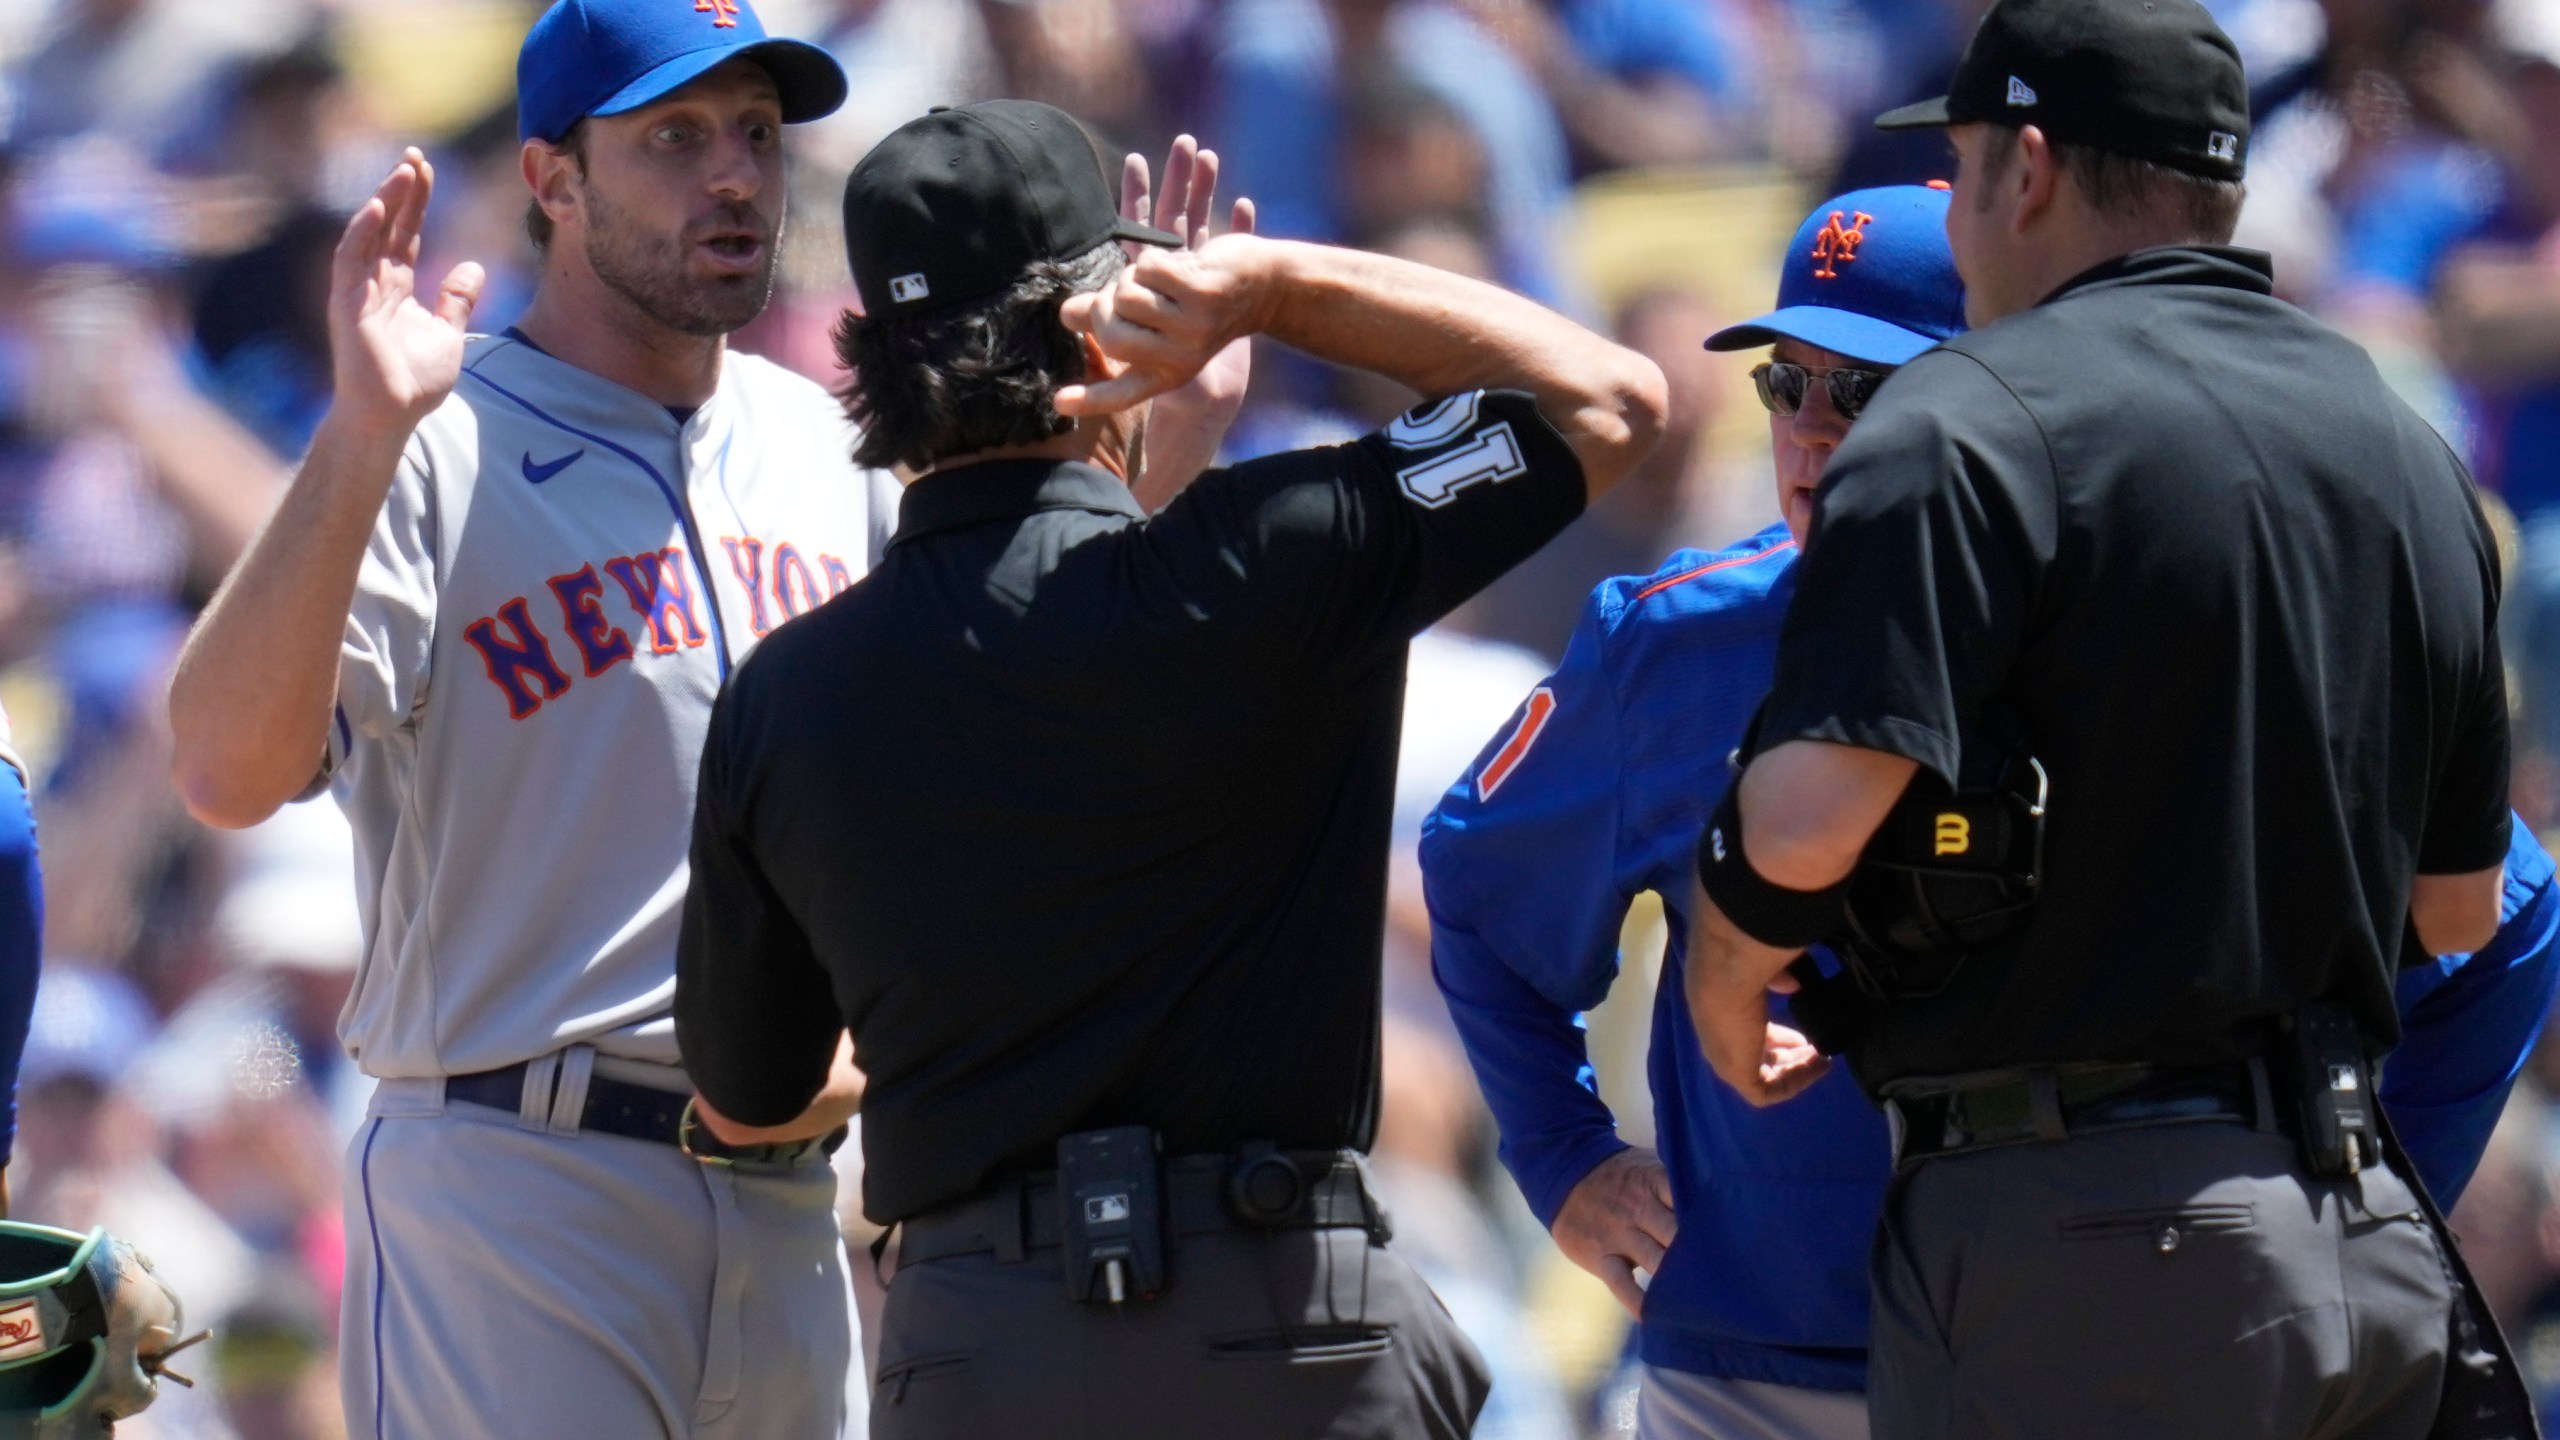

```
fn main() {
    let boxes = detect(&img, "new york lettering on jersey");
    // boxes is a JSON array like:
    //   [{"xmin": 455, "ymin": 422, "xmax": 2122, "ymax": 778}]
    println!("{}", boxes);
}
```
[
  {"xmin": 329, "ymin": 333, "xmax": 897, "ymax": 1080},
  {"xmin": 439, "ymin": 335, "xmax": 877, "ymax": 722},
  {"xmin": 460, "ymin": 530, "xmax": 863, "ymax": 721}
]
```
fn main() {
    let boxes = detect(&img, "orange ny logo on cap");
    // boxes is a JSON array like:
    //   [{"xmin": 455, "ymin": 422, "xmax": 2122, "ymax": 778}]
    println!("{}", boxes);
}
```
[
  {"xmin": 696, "ymin": 0, "xmax": 742, "ymax": 26},
  {"xmin": 1810, "ymin": 210, "xmax": 1875, "ymax": 280}
]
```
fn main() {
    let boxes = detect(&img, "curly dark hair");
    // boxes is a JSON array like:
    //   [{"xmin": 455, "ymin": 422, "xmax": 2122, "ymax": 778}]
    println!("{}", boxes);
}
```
[{"xmin": 835, "ymin": 241, "xmax": 1128, "ymax": 473}]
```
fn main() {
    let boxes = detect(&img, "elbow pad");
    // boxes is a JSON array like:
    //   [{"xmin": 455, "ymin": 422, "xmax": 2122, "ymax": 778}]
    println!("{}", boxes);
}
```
[{"xmin": 1696, "ymin": 783, "xmax": 1852, "ymax": 949}]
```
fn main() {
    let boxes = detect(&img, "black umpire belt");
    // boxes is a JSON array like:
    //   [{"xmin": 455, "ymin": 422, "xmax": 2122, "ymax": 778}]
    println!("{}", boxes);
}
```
[
  {"xmin": 444, "ymin": 1062, "xmax": 841, "ymax": 1164},
  {"xmin": 1882, "ymin": 1059, "xmax": 2267, "ymax": 1172},
  {"xmin": 899, "ymin": 1149, "xmax": 1390, "ymax": 1266}
]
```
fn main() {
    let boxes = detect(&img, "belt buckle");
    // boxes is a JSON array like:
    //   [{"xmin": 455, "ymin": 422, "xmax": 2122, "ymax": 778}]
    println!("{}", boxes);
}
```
[
  {"xmin": 677, "ymin": 1097, "xmax": 822, "ymax": 1167},
  {"xmin": 670, "ymin": 1091, "xmax": 808, "ymax": 1158},
  {"xmin": 677, "ymin": 1098, "xmax": 739, "ymax": 1167}
]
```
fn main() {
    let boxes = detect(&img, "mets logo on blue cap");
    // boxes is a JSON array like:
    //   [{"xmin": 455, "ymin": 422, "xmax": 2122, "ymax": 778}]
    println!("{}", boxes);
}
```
[
  {"xmin": 1810, "ymin": 210, "xmax": 1873, "ymax": 281},
  {"xmin": 696, "ymin": 0, "xmax": 742, "ymax": 27}
]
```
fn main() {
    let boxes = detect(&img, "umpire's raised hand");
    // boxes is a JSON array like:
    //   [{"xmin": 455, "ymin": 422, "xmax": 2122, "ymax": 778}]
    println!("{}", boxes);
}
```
[{"xmin": 1057, "ymin": 235, "xmax": 1669, "ymax": 503}]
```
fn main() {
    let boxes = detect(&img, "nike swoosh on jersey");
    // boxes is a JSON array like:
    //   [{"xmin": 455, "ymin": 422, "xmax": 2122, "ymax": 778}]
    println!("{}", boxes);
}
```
[{"xmin": 522, "ymin": 449, "xmax": 586, "ymax": 485}]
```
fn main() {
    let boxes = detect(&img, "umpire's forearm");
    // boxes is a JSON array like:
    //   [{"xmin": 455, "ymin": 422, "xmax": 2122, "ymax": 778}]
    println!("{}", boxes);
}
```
[
  {"xmin": 1249, "ymin": 240, "xmax": 1668, "ymax": 501},
  {"xmin": 169, "ymin": 409, "xmax": 409, "ymax": 829},
  {"xmin": 695, "ymin": 1031, "xmax": 865, "ymax": 1147}
]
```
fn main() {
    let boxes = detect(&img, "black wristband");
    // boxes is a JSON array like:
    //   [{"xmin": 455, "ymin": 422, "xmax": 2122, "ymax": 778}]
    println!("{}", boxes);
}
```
[{"xmin": 1696, "ymin": 783, "xmax": 1851, "ymax": 949}]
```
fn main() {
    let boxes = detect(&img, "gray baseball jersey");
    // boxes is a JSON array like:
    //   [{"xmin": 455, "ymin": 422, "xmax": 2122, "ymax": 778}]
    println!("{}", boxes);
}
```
[{"xmin": 325, "ymin": 331, "xmax": 899, "ymax": 1080}]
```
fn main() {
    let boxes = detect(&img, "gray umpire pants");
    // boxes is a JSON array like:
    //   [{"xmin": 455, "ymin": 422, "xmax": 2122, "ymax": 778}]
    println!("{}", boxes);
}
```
[
  {"xmin": 1869, "ymin": 1121, "xmax": 2457, "ymax": 1440},
  {"xmin": 868, "ymin": 1224, "xmax": 1490, "ymax": 1440}
]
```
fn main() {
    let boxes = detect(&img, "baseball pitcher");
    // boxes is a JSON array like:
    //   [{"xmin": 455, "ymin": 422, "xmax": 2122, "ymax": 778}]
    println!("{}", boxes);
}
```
[{"xmin": 168, "ymin": 3, "xmax": 885, "ymax": 1436}]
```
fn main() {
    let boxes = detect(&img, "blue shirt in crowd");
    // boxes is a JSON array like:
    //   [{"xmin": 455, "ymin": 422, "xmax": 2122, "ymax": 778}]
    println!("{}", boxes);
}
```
[
  {"xmin": 1214, "ymin": 0, "xmax": 1571, "ymax": 304},
  {"xmin": 0, "ymin": 761, "xmax": 42, "ymax": 1165},
  {"xmin": 1558, "ymin": 0, "xmax": 1745, "ymax": 116},
  {"xmin": 1422, "ymin": 524, "xmax": 2560, "ymax": 1392}
]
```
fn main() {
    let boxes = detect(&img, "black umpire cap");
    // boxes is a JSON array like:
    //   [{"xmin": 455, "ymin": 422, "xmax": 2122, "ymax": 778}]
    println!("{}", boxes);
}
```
[
  {"xmin": 1876, "ymin": 0, "xmax": 2250, "ymax": 183},
  {"xmin": 843, "ymin": 100, "xmax": 1183, "ymax": 319}
]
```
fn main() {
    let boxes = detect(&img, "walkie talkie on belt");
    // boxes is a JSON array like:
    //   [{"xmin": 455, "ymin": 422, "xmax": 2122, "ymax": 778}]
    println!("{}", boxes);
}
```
[
  {"xmin": 1057, "ymin": 1126, "xmax": 1167, "ymax": 1305},
  {"xmin": 2278, "ymin": 1002, "xmax": 2375, "ymax": 1179}
]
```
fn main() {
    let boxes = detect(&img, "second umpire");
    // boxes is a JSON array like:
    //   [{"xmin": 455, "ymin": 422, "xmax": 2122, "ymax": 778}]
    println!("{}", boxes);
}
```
[
  {"xmin": 1680, "ymin": 1, "xmax": 2525, "ymax": 1437},
  {"xmin": 672, "ymin": 101, "xmax": 1666, "ymax": 1437}
]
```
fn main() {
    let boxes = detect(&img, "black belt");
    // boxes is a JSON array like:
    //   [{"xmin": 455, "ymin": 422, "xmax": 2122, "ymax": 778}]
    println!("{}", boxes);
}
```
[
  {"xmin": 899, "ymin": 1150, "xmax": 1386, "ymax": 1266},
  {"xmin": 445, "ymin": 1062, "xmax": 838, "ymax": 1163},
  {"xmin": 1882, "ymin": 1060, "xmax": 2266, "ymax": 1170}
]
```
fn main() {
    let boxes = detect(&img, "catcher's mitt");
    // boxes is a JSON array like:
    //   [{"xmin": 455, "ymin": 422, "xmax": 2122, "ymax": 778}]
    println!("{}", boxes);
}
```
[{"xmin": 0, "ymin": 1224, "xmax": 196, "ymax": 1437}]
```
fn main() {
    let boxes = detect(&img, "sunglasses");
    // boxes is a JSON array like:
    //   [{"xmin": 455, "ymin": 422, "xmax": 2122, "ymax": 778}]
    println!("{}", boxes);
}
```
[{"xmin": 1752, "ymin": 361, "xmax": 1893, "ymax": 421}]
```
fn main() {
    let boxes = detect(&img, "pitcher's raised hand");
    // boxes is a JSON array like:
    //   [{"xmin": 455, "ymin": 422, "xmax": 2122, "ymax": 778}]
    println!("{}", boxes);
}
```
[
  {"xmin": 329, "ymin": 148, "xmax": 486, "ymax": 437},
  {"xmin": 1119, "ymin": 136, "xmax": 1259, "ymax": 509},
  {"xmin": 1120, "ymin": 135, "xmax": 1258, "ymax": 253}
]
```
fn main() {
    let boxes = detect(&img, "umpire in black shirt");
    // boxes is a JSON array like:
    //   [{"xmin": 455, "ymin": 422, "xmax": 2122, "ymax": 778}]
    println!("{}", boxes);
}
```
[
  {"xmin": 672, "ymin": 100, "xmax": 1666, "ymax": 1437},
  {"xmin": 1681, "ymin": 1, "xmax": 2519, "ymax": 1437}
]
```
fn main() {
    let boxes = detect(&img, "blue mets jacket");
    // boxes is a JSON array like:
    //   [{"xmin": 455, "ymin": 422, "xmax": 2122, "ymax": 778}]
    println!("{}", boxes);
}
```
[{"xmin": 1420, "ymin": 523, "xmax": 2560, "ymax": 1393}]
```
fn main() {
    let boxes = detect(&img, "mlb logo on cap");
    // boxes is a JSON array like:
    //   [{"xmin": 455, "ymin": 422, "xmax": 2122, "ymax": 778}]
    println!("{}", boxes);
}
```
[
  {"xmin": 842, "ymin": 101, "xmax": 1184, "ymax": 318},
  {"xmin": 1873, "ymin": 0, "xmax": 2250, "ymax": 184}
]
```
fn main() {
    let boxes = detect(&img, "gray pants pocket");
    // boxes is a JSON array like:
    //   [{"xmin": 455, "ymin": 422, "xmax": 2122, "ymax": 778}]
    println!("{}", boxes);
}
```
[{"xmin": 2057, "ymin": 1202, "xmax": 2255, "ymax": 1250}]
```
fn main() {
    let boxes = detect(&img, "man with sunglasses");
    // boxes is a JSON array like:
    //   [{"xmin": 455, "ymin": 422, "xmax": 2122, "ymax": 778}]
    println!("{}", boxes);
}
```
[
  {"xmin": 1421, "ymin": 179, "xmax": 2560, "ymax": 1440},
  {"xmin": 1682, "ymin": 0, "xmax": 2527, "ymax": 1433}
]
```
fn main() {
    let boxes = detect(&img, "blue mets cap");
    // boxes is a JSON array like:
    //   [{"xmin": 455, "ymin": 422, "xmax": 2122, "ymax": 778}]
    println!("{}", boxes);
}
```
[
  {"xmin": 517, "ymin": 0, "xmax": 850, "ymax": 145},
  {"xmin": 1705, "ymin": 184, "xmax": 1966, "ymax": 367}
]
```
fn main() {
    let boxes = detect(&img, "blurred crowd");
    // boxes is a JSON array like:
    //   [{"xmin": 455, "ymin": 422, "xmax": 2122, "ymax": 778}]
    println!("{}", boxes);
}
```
[{"xmin": 15, "ymin": 0, "xmax": 2560, "ymax": 1435}]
